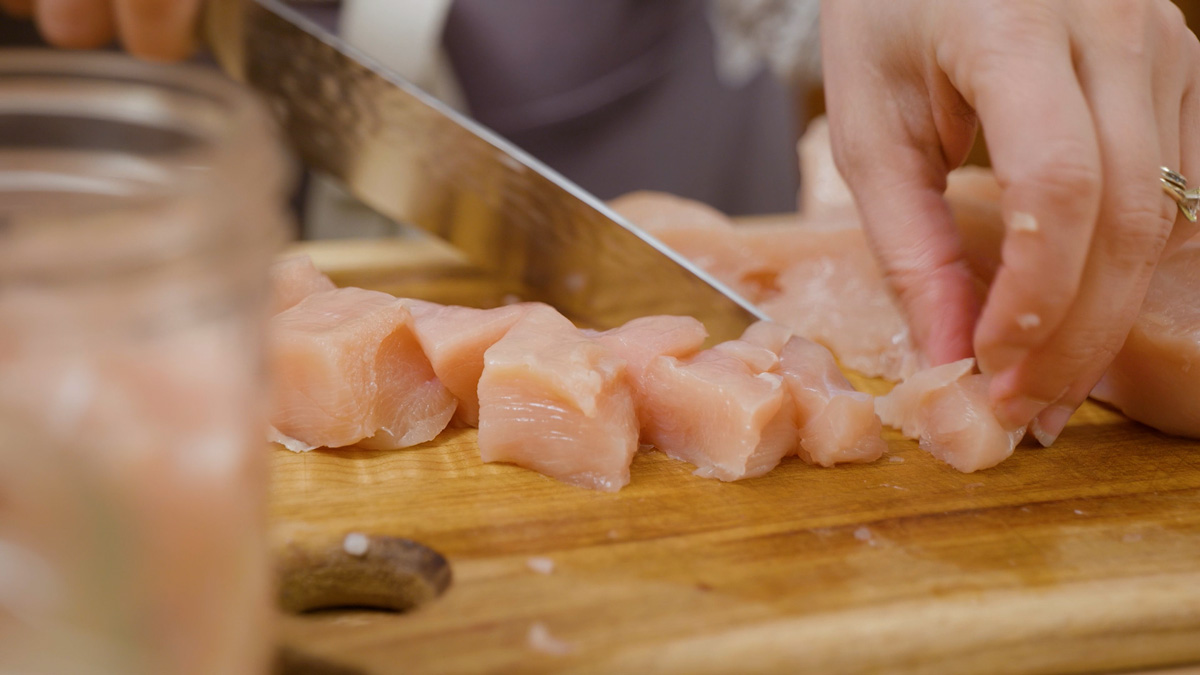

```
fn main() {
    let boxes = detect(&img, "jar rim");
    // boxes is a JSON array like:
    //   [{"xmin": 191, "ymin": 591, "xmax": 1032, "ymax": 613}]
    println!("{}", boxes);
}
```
[{"xmin": 0, "ymin": 49, "xmax": 290, "ymax": 215}]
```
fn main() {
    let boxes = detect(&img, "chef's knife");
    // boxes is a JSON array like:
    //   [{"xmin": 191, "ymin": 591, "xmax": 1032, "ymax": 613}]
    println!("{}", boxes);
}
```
[{"xmin": 203, "ymin": 0, "xmax": 766, "ymax": 342}]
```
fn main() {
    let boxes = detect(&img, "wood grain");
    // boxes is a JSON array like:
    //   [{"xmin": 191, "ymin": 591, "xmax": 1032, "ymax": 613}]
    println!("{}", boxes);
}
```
[{"xmin": 270, "ymin": 238, "xmax": 1200, "ymax": 675}]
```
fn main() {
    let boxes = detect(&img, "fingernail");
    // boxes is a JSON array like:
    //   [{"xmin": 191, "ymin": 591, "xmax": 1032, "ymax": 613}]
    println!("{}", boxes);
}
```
[
  {"xmin": 996, "ymin": 395, "xmax": 1050, "ymax": 429},
  {"xmin": 1030, "ymin": 405, "xmax": 1075, "ymax": 447}
]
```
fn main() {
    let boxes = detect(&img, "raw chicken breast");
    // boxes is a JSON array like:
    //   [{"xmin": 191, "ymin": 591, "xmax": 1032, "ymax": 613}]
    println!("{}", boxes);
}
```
[
  {"xmin": 609, "ymin": 191, "xmax": 764, "ymax": 300},
  {"xmin": 761, "ymin": 245, "xmax": 921, "ymax": 381},
  {"xmin": 400, "ymin": 299, "xmax": 540, "ymax": 426},
  {"xmin": 590, "ymin": 315, "xmax": 708, "ymax": 435},
  {"xmin": 477, "ymin": 306, "xmax": 638, "ymax": 491},
  {"xmin": 610, "ymin": 191, "xmax": 919, "ymax": 379},
  {"xmin": 1092, "ymin": 242, "xmax": 1200, "ymax": 437},
  {"xmin": 608, "ymin": 190, "xmax": 735, "ymax": 232},
  {"xmin": 743, "ymin": 322, "xmax": 887, "ymax": 467},
  {"xmin": 269, "ymin": 255, "xmax": 336, "ymax": 315},
  {"xmin": 640, "ymin": 339, "xmax": 795, "ymax": 481},
  {"xmin": 795, "ymin": 117, "xmax": 856, "ymax": 219},
  {"xmin": 269, "ymin": 288, "xmax": 456, "ymax": 450},
  {"xmin": 877, "ymin": 359, "xmax": 1026, "ymax": 472},
  {"xmin": 944, "ymin": 168, "xmax": 1008, "ymax": 284}
]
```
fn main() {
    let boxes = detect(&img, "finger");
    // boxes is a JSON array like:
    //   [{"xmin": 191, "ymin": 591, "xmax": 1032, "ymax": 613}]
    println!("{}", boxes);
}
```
[
  {"xmin": 852, "ymin": 148, "xmax": 981, "ymax": 367},
  {"xmin": 1034, "ymin": 11, "xmax": 1198, "ymax": 445},
  {"xmin": 0, "ymin": 0, "xmax": 33, "ymax": 18},
  {"xmin": 992, "ymin": 32, "xmax": 1174, "ymax": 432},
  {"xmin": 826, "ymin": 87, "xmax": 980, "ymax": 367},
  {"xmin": 941, "ymin": 17, "xmax": 1103, "ymax": 382},
  {"xmin": 1166, "ymin": 53, "xmax": 1200, "ymax": 254},
  {"xmin": 113, "ymin": 0, "xmax": 202, "ymax": 61},
  {"xmin": 34, "ymin": 0, "xmax": 115, "ymax": 49}
]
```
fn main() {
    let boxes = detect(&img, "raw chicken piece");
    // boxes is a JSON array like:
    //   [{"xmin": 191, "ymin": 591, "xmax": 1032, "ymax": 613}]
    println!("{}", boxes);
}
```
[
  {"xmin": 609, "ymin": 191, "xmax": 764, "ymax": 300},
  {"xmin": 1092, "ymin": 242, "xmax": 1200, "ymax": 437},
  {"xmin": 743, "ymin": 322, "xmax": 887, "ymax": 466},
  {"xmin": 609, "ymin": 190, "xmax": 920, "ymax": 378},
  {"xmin": 590, "ymin": 315, "xmax": 708, "ymax": 435},
  {"xmin": 944, "ymin": 168, "xmax": 1007, "ymax": 284},
  {"xmin": 477, "ymin": 306, "xmax": 638, "ymax": 491},
  {"xmin": 713, "ymin": 338, "xmax": 780, "ymax": 373},
  {"xmin": 269, "ymin": 255, "xmax": 336, "ymax": 315},
  {"xmin": 399, "ymin": 299, "xmax": 540, "ymax": 427},
  {"xmin": 875, "ymin": 360, "xmax": 975, "ymax": 438},
  {"xmin": 761, "ymin": 246, "xmax": 921, "ymax": 381},
  {"xmin": 736, "ymin": 220, "xmax": 864, "ymax": 286},
  {"xmin": 739, "ymin": 320, "xmax": 794, "ymax": 354},
  {"xmin": 269, "ymin": 288, "xmax": 456, "ymax": 450},
  {"xmin": 876, "ymin": 359, "xmax": 1026, "ymax": 472},
  {"xmin": 590, "ymin": 315, "xmax": 708, "ymax": 380},
  {"xmin": 640, "ymin": 339, "xmax": 795, "ymax": 481},
  {"xmin": 795, "ymin": 117, "xmax": 856, "ymax": 219}
]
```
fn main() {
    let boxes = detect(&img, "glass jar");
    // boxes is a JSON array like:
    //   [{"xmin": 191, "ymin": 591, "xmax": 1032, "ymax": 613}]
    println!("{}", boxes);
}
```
[{"xmin": 0, "ymin": 51, "xmax": 289, "ymax": 674}]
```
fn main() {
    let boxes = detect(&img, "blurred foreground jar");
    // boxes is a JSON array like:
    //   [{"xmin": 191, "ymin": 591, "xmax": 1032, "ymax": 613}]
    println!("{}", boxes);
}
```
[{"xmin": 0, "ymin": 51, "xmax": 289, "ymax": 674}]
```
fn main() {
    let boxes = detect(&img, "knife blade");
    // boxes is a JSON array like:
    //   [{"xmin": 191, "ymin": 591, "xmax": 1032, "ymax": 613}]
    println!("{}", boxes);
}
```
[{"xmin": 203, "ymin": 0, "xmax": 766, "ymax": 341}]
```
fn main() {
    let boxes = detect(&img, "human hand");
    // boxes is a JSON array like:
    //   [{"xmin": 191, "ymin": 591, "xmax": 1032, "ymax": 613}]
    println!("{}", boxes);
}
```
[
  {"xmin": 1, "ymin": 0, "xmax": 202, "ymax": 61},
  {"xmin": 820, "ymin": 0, "xmax": 1200, "ymax": 443}
]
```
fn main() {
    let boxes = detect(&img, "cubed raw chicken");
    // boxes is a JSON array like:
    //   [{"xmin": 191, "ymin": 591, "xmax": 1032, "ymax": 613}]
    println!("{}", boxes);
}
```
[
  {"xmin": 640, "ymin": 339, "xmax": 795, "ymax": 481},
  {"xmin": 742, "ymin": 322, "xmax": 887, "ymax": 467},
  {"xmin": 268, "ymin": 255, "xmax": 337, "ymax": 315},
  {"xmin": 795, "ymin": 117, "xmax": 856, "ymax": 219},
  {"xmin": 477, "ymin": 306, "xmax": 639, "ymax": 491},
  {"xmin": 876, "ymin": 359, "xmax": 1026, "ymax": 472},
  {"xmin": 589, "ymin": 315, "xmax": 708, "ymax": 436},
  {"xmin": 400, "ymin": 299, "xmax": 542, "ymax": 427},
  {"xmin": 268, "ymin": 288, "xmax": 456, "ymax": 451}
]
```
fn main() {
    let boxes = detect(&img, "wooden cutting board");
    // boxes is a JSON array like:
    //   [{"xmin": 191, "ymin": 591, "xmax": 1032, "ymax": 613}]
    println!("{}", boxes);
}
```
[{"xmin": 269, "ymin": 237, "xmax": 1200, "ymax": 675}]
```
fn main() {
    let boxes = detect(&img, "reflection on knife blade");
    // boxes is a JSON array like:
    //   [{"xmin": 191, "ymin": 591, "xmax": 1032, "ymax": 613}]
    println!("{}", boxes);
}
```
[{"xmin": 204, "ymin": 0, "xmax": 765, "ymax": 342}]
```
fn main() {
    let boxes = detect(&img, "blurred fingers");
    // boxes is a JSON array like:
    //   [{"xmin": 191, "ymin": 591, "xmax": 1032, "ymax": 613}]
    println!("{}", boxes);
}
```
[
  {"xmin": 113, "ymin": 0, "xmax": 202, "ymax": 61},
  {"xmin": 34, "ymin": 0, "xmax": 115, "ymax": 49}
]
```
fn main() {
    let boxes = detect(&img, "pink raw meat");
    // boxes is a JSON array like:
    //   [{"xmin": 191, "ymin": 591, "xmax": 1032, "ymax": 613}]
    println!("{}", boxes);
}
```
[
  {"xmin": 640, "ymin": 338, "xmax": 795, "ymax": 481},
  {"xmin": 269, "ymin": 255, "xmax": 336, "ymax": 315},
  {"xmin": 609, "ymin": 191, "xmax": 764, "ymax": 301},
  {"xmin": 400, "ymin": 299, "xmax": 541, "ymax": 427},
  {"xmin": 1092, "ymin": 242, "xmax": 1200, "ymax": 437},
  {"xmin": 876, "ymin": 359, "xmax": 1026, "ymax": 472},
  {"xmin": 610, "ymin": 191, "xmax": 919, "ymax": 379},
  {"xmin": 795, "ymin": 117, "xmax": 856, "ymax": 219},
  {"xmin": 477, "ymin": 306, "xmax": 638, "ymax": 491},
  {"xmin": 742, "ymin": 322, "xmax": 886, "ymax": 467},
  {"xmin": 760, "ymin": 243, "xmax": 921, "ymax": 381},
  {"xmin": 590, "ymin": 315, "xmax": 708, "ymax": 435},
  {"xmin": 268, "ymin": 288, "xmax": 456, "ymax": 451}
]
